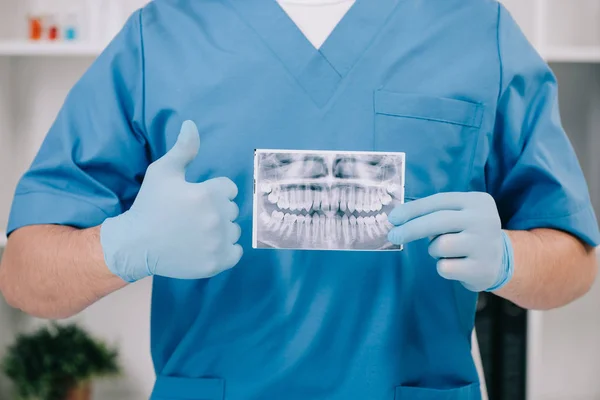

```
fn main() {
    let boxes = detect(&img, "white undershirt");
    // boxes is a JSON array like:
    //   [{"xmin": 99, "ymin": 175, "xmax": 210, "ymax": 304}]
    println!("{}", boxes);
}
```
[{"xmin": 276, "ymin": 0, "xmax": 356, "ymax": 49}]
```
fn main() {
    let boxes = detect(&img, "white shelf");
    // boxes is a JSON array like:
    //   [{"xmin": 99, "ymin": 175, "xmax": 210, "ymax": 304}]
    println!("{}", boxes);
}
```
[
  {"xmin": 1, "ymin": 41, "xmax": 599, "ymax": 63},
  {"xmin": 543, "ymin": 46, "xmax": 600, "ymax": 63},
  {"xmin": 0, "ymin": 40, "xmax": 104, "ymax": 57}
]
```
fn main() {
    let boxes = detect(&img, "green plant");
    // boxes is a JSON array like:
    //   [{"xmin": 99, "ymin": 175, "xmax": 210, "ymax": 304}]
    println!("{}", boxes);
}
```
[{"xmin": 1, "ymin": 323, "xmax": 121, "ymax": 400}]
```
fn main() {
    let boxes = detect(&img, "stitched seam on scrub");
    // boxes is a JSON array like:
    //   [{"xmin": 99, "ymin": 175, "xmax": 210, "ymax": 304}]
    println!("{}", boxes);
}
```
[
  {"xmin": 13, "ymin": 190, "xmax": 113, "ymax": 218},
  {"xmin": 465, "ymin": 125, "xmax": 484, "ymax": 192},
  {"xmin": 221, "ymin": 0, "xmax": 321, "ymax": 106},
  {"xmin": 495, "ymin": 2, "xmax": 503, "ymax": 102},
  {"xmin": 318, "ymin": 0, "xmax": 409, "ymax": 79},
  {"xmin": 138, "ymin": 7, "xmax": 148, "ymax": 138},
  {"xmin": 372, "ymin": 91, "xmax": 376, "ymax": 150},
  {"xmin": 508, "ymin": 202, "xmax": 589, "ymax": 224},
  {"xmin": 374, "ymin": 111, "xmax": 479, "ymax": 128}
]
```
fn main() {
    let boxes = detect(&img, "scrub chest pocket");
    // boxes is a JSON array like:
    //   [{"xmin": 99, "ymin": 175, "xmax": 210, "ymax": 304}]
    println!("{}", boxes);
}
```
[
  {"xmin": 373, "ymin": 90, "xmax": 484, "ymax": 199},
  {"xmin": 395, "ymin": 383, "xmax": 481, "ymax": 399}
]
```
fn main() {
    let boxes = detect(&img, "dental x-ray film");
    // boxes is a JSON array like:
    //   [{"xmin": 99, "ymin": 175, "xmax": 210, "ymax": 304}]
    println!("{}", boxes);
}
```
[{"xmin": 252, "ymin": 149, "xmax": 405, "ymax": 251}]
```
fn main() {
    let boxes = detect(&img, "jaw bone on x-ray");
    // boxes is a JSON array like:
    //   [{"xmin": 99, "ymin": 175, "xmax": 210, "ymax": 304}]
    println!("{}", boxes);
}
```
[{"xmin": 252, "ymin": 150, "xmax": 405, "ymax": 251}]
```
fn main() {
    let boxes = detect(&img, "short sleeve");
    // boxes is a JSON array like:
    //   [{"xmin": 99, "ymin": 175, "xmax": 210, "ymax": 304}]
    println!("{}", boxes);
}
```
[
  {"xmin": 6, "ymin": 10, "xmax": 149, "ymax": 235},
  {"xmin": 486, "ymin": 5, "xmax": 600, "ymax": 247}
]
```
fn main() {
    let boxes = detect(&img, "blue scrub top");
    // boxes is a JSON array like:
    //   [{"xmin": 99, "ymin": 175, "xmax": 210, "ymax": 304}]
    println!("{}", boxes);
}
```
[{"xmin": 8, "ymin": 0, "xmax": 600, "ymax": 399}]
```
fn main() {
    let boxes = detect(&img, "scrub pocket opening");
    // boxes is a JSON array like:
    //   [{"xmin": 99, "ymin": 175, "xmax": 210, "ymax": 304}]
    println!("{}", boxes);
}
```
[
  {"xmin": 394, "ymin": 383, "xmax": 481, "ymax": 399},
  {"xmin": 151, "ymin": 376, "xmax": 225, "ymax": 400},
  {"xmin": 373, "ymin": 90, "xmax": 484, "ymax": 199}
]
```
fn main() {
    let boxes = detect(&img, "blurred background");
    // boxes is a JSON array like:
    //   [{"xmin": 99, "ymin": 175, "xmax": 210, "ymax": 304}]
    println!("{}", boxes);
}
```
[{"xmin": 0, "ymin": 0, "xmax": 599, "ymax": 399}]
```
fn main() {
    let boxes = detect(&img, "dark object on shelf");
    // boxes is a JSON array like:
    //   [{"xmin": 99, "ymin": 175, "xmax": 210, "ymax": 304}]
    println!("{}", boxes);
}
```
[
  {"xmin": 1, "ymin": 322, "xmax": 121, "ymax": 400},
  {"xmin": 475, "ymin": 294, "xmax": 527, "ymax": 400}
]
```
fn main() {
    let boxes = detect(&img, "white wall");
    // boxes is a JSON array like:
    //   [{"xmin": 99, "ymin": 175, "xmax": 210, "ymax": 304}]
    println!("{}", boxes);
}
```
[
  {"xmin": 545, "ymin": 0, "xmax": 600, "ymax": 47},
  {"xmin": 0, "ymin": 57, "xmax": 14, "ymax": 232}
]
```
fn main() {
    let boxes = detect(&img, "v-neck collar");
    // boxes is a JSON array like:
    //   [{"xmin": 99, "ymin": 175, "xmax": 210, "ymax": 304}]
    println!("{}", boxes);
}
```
[{"xmin": 226, "ymin": 0, "xmax": 401, "ymax": 107}]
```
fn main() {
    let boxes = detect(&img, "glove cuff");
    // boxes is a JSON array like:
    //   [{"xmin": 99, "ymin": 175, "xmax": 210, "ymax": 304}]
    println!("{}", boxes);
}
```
[
  {"xmin": 100, "ymin": 214, "xmax": 150, "ymax": 283},
  {"xmin": 486, "ymin": 230, "xmax": 515, "ymax": 292}
]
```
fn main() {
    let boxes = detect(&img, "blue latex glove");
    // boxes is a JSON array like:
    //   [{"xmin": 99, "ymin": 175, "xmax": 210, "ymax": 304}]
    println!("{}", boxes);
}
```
[
  {"xmin": 100, "ymin": 121, "xmax": 243, "ymax": 282},
  {"xmin": 387, "ymin": 192, "xmax": 514, "ymax": 292}
]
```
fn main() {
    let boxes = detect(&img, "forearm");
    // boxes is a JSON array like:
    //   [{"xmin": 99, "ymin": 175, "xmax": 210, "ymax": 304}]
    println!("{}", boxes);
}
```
[
  {"xmin": 495, "ymin": 228, "xmax": 598, "ymax": 310},
  {"xmin": 0, "ymin": 225, "xmax": 127, "ymax": 319}
]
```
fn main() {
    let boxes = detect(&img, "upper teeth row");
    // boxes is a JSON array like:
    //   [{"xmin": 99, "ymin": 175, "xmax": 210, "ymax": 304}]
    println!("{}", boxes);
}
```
[{"xmin": 264, "ymin": 187, "xmax": 393, "ymax": 213}]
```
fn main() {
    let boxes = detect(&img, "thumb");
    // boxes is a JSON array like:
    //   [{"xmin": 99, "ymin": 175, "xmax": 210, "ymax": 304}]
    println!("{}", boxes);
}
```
[{"xmin": 157, "ymin": 120, "xmax": 200, "ymax": 172}]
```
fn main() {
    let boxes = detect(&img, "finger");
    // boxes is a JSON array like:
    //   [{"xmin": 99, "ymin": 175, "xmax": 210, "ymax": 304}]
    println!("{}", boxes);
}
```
[
  {"xmin": 202, "ymin": 177, "xmax": 238, "ymax": 200},
  {"xmin": 228, "ymin": 222, "xmax": 242, "ymax": 243},
  {"xmin": 224, "ymin": 201, "xmax": 239, "ymax": 221},
  {"xmin": 428, "ymin": 232, "xmax": 471, "ymax": 259},
  {"xmin": 387, "ymin": 210, "xmax": 466, "ymax": 245},
  {"xmin": 388, "ymin": 193, "xmax": 468, "ymax": 226},
  {"xmin": 220, "ymin": 244, "xmax": 243, "ymax": 269},
  {"xmin": 436, "ymin": 258, "xmax": 474, "ymax": 282},
  {"xmin": 157, "ymin": 120, "xmax": 200, "ymax": 173}
]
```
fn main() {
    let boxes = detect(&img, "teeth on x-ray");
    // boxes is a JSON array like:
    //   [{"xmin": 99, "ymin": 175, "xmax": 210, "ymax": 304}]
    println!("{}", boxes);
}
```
[
  {"xmin": 253, "ymin": 150, "xmax": 405, "ymax": 251},
  {"xmin": 265, "ymin": 186, "xmax": 391, "ymax": 214}
]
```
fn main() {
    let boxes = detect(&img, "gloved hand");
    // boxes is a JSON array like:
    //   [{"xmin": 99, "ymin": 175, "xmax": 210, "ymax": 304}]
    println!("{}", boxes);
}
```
[
  {"xmin": 387, "ymin": 192, "xmax": 514, "ymax": 292},
  {"xmin": 100, "ymin": 120, "xmax": 243, "ymax": 283}
]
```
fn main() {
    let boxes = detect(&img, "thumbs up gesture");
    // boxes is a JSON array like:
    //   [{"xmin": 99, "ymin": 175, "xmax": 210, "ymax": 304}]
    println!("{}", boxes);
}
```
[{"xmin": 100, "ymin": 121, "xmax": 243, "ymax": 282}]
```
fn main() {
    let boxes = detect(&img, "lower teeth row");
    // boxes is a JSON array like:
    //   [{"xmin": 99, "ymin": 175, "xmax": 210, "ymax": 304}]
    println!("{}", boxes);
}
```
[{"xmin": 260, "ymin": 211, "xmax": 393, "ymax": 243}]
